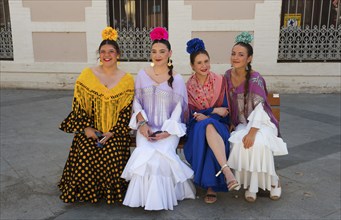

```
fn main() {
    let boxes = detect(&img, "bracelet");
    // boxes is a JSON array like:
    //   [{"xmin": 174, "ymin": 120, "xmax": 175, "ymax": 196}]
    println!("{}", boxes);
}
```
[{"xmin": 137, "ymin": 120, "xmax": 147, "ymax": 129}]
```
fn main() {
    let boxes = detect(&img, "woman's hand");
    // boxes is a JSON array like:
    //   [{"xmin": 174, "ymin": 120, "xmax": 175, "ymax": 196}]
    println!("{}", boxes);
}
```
[
  {"xmin": 242, "ymin": 127, "xmax": 258, "ymax": 148},
  {"xmin": 99, "ymin": 132, "xmax": 114, "ymax": 144},
  {"xmin": 193, "ymin": 112, "xmax": 210, "ymax": 121},
  {"xmin": 84, "ymin": 127, "xmax": 98, "ymax": 140},
  {"xmin": 139, "ymin": 123, "xmax": 152, "ymax": 138},
  {"xmin": 213, "ymin": 107, "xmax": 229, "ymax": 117},
  {"xmin": 148, "ymin": 131, "xmax": 171, "ymax": 142}
]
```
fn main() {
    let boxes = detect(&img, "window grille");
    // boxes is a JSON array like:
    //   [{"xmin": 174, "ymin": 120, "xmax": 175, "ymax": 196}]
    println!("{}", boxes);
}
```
[
  {"xmin": 278, "ymin": 0, "xmax": 341, "ymax": 62},
  {"xmin": 0, "ymin": 0, "xmax": 13, "ymax": 60},
  {"xmin": 108, "ymin": 0, "xmax": 168, "ymax": 61}
]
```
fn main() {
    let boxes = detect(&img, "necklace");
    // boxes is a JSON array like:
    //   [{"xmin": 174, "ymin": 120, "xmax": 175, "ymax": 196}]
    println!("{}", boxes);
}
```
[
  {"xmin": 153, "ymin": 67, "xmax": 168, "ymax": 76},
  {"xmin": 95, "ymin": 66, "xmax": 122, "ymax": 89}
]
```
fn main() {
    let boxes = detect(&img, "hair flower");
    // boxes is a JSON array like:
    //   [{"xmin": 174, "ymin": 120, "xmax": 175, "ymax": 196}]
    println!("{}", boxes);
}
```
[
  {"xmin": 186, "ymin": 38, "xmax": 205, "ymax": 54},
  {"xmin": 235, "ymin": 32, "xmax": 253, "ymax": 44},
  {"xmin": 150, "ymin": 27, "xmax": 168, "ymax": 41},
  {"xmin": 102, "ymin": 27, "xmax": 118, "ymax": 41}
]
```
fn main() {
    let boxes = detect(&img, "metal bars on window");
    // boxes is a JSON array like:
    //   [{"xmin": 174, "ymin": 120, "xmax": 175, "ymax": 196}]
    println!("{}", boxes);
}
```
[
  {"xmin": 0, "ymin": 0, "xmax": 13, "ymax": 60},
  {"xmin": 108, "ymin": 0, "xmax": 168, "ymax": 61},
  {"xmin": 278, "ymin": 0, "xmax": 341, "ymax": 62}
]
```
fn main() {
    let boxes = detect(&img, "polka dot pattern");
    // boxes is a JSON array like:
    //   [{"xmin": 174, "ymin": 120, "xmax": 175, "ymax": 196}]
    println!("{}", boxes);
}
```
[{"xmin": 58, "ymin": 105, "xmax": 132, "ymax": 204}]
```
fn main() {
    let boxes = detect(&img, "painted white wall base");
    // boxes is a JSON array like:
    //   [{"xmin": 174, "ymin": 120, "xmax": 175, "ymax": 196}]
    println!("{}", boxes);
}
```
[{"xmin": 1, "ymin": 62, "xmax": 340, "ymax": 93}]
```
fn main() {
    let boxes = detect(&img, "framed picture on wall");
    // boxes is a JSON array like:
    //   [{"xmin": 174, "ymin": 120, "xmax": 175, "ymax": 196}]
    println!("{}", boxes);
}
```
[{"xmin": 284, "ymin": 13, "xmax": 301, "ymax": 27}]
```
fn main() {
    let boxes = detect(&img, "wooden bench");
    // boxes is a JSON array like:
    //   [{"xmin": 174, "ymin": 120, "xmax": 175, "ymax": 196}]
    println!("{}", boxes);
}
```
[
  {"xmin": 267, "ymin": 92, "xmax": 280, "ymax": 121},
  {"xmin": 129, "ymin": 92, "xmax": 280, "ymax": 149}
]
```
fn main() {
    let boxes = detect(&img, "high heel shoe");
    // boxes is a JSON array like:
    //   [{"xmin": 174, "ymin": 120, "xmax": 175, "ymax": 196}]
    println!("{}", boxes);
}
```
[{"xmin": 215, "ymin": 163, "xmax": 239, "ymax": 191}]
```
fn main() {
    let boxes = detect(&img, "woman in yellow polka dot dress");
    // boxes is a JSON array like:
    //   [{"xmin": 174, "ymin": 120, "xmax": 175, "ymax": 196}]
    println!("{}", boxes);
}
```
[{"xmin": 58, "ymin": 27, "xmax": 134, "ymax": 204}]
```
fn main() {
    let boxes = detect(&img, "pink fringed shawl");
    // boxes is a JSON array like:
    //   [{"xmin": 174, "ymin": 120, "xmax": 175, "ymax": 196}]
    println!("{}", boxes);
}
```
[{"xmin": 186, "ymin": 72, "xmax": 225, "ymax": 111}]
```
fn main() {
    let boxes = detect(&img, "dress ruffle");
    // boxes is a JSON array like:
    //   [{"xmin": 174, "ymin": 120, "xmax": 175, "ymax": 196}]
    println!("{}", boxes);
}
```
[
  {"xmin": 121, "ymin": 133, "xmax": 195, "ymax": 210},
  {"xmin": 228, "ymin": 104, "xmax": 288, "ymax": 193}
]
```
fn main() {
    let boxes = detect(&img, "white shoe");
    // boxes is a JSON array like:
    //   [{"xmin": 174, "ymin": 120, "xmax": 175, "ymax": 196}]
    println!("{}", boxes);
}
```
[
  {"xmin": 245, "ymin": 189, "xmax": 257, "ymax": 202},
  {"xmin": 270, "ymin": 181, "xmax": 281, "ymax": 200}
]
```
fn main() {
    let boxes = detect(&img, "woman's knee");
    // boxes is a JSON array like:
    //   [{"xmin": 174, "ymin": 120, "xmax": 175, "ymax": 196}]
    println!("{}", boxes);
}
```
[{"xmin": 206, "ymin": 124, "xmax": 217, "ymax": 135}]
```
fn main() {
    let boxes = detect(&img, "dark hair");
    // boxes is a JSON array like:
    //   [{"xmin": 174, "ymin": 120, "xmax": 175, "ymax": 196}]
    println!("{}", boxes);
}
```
[
  {"xmin": 152, "ymin": 39, "xmax": 174, "ymax": 88},
  {"xmin": 98, "ymin": 39, "xmax": 120, "ymax": 55},
  {"xmin": 190, "ymin": 50, "xmax": 210, "ymax": 65},
  {"xmin": 233, "ymin": 42, "xmax": 253, "ymax": 100}
]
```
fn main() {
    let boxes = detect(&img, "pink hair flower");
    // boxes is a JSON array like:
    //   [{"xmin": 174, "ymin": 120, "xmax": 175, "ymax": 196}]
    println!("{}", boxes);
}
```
[{"xmin": 150, "ymin": 27, "xmax": 168, "ymax": 41}]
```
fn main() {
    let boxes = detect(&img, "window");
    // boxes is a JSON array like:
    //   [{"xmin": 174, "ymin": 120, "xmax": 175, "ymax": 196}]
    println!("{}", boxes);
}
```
[
  {"xmin": 0, "ymin": 0, "xmax": 13, "ymax": 60},
  {"xmin": 278, "ymin": 0, "xmax": 341, "ymax": 62},
  {"xmin": 108, "ymin": 0, "xmax": 168, "ymax": 61}
]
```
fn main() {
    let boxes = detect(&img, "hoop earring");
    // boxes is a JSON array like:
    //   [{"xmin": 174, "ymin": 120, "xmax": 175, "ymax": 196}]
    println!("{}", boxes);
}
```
[{"xmin": 167, "ymin": 58, "xmax": 172, "ymax": 67}]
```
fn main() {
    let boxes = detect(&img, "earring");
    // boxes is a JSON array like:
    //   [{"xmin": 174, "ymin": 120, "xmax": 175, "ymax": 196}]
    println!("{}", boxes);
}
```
[
  {"xmin": 117, "ymin": 56, "xmax": 120, "ymax": 65},
  {"xmin": 245, "ymin": 65, "xmax": 249, "ymax": 71},
  {"xmin": 99, "ymin": 61, "xmax": 103, "ymax": 65},
  {"xmin": 150, "ymin": 62, "xmax": 155, "ymax": 67},
  {"xmin": 167, "ymin": 59, "xmax": 172, "ymax": 67}
]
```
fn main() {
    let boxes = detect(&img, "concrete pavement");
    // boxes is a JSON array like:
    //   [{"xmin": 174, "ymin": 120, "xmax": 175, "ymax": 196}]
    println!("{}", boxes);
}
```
[{"xmin": 0, "ymin": 89, "xmax": 340, "ymax": 220}]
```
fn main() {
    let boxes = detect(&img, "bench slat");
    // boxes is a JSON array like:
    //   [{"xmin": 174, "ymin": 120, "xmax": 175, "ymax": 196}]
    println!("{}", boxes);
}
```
[{"xmin": 267, "ymin": 93, "xmax": 280, "ymax": 121}]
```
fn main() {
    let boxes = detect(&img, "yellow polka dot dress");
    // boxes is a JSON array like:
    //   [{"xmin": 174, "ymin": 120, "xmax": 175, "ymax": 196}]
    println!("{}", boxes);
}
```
[{"xmin": 58, "ymin": 68, "xmax": 134, "ymax": 204}]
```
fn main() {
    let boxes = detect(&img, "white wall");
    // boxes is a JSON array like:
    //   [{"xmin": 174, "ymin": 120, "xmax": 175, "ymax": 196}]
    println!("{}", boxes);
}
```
[{"xmin": 1, "ymin": 0, "xmax": 340, "ymax": 93}]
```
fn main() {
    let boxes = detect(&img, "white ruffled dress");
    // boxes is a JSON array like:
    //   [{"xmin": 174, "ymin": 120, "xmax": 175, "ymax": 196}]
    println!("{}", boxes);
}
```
[
  {"xmin": 121, "ymin": 70, "xmax": 196, "ymax": 210},
  {"xmin": 227, "ymin": 104, "xmax": 288, "ymax": 193}
]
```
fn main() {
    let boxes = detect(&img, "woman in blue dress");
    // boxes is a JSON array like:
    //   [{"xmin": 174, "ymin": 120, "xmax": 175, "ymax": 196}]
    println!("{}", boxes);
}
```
[{"xmin": 184, "ymin": 38, "xmax": 239, "ymax": 204}]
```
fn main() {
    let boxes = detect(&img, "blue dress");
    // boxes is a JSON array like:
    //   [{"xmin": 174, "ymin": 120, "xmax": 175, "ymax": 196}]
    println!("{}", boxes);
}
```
[{"xmin": 184, "ymin": 97, "xmax": 230, "ymax": 192}]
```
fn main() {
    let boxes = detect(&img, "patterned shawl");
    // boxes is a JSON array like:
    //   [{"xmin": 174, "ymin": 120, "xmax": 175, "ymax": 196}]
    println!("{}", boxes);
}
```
[
  {"xmin": 224, "ymin": 69, "xmax": 279, "ymax": 134},
  {"xmin": 186, "ymin": 72, "xmax": 225, "ymax": 111}
]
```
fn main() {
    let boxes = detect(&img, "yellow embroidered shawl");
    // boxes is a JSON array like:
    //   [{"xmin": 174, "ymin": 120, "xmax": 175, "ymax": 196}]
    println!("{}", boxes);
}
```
[{"xmin": 73, "ymin": 67, "xmax": 134, "ymax": 133}]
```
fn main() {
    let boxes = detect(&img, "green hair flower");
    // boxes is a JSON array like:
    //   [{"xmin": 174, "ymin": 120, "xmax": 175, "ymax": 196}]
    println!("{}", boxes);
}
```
[{"xmin": 235, "ymin": 32, "xmax": 253, "ymax": 44}]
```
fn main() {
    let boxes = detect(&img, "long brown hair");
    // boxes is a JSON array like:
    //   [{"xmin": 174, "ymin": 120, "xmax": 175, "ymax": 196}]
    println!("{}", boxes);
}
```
[
  {"xmin": 152, "ymin": 39, "xmax": 174, "ymax": 88},
  {"xmin": 233, "ymin": 42, "xmax": 253, "ymax": 99}
]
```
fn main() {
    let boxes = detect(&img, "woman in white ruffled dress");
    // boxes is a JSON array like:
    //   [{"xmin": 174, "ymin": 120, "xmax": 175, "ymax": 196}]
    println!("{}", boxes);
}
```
[
  {"xmin": 225, "ymin": 32, "xmax": 288, "ymax": 202},
  {"xmin": 121, "ymin": 27, "xmax": 195, "ymax": 211}
]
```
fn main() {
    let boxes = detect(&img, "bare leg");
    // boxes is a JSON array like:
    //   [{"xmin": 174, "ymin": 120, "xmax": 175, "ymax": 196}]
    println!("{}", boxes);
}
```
[
  {"xmin": 206, "ymin": 124, "xmax": 228, "ymax": 166},
  {"xmin": 206, "ymin": 124, "xmax": 238, "ymax": 189}
]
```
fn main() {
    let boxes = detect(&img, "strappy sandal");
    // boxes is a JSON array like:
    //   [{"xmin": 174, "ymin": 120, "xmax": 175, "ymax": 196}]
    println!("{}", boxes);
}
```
[
  {"xmin": 215, "ymin": 163, "xmax": 239, "ymax": 191},
  {"xmin": 270, "ymin": 181, "xmax": 282, "ymax": 200},
  {"xmin": 245, "ymin": 189, "xmax": 257, "ymax": 202},
  {"xmin": 204, "ymin": 193, "xmax": 217, "ymax": 204}
]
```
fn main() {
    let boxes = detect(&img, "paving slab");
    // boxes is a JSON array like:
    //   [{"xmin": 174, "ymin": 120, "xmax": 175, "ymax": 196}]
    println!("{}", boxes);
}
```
[{"xmin": 1, "ymin": 89, "xmax": 340, "ymax": 220}]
